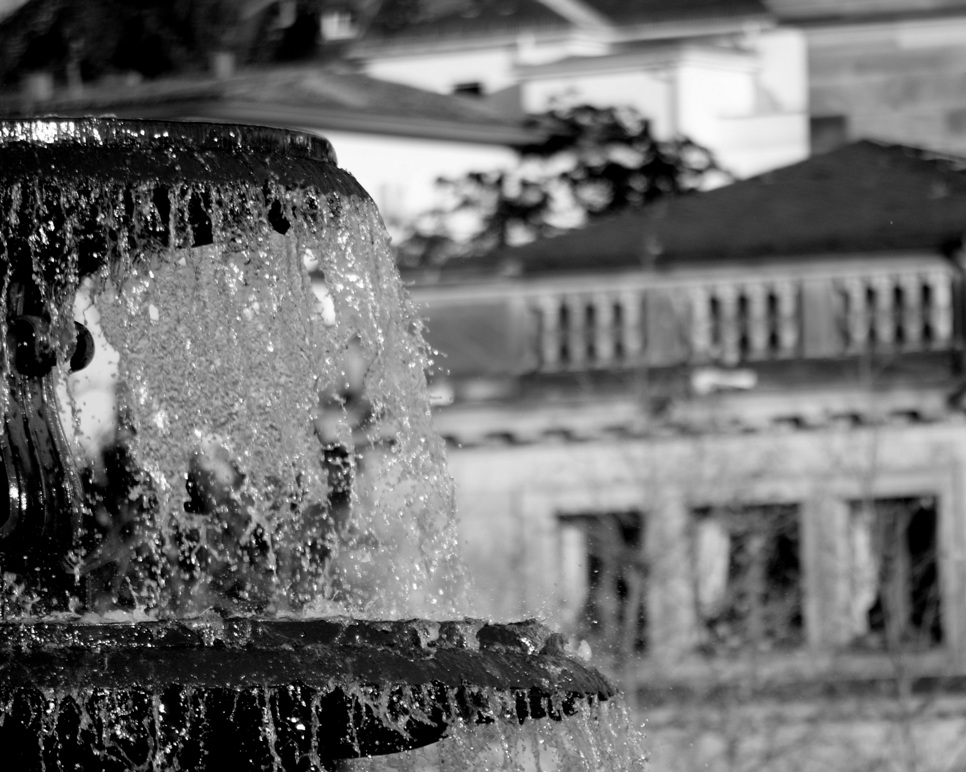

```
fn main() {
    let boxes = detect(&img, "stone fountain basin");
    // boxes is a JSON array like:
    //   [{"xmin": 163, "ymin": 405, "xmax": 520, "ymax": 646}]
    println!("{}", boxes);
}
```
[{"xmin": 0, "ymin": 617, "xmax": 614, "ymax": 767}]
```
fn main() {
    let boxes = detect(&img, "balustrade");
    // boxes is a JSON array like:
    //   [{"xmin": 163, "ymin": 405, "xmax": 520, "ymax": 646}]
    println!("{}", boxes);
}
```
[
  {"xmin": 688, "ymin": 279, "xmax": 801, "ymax": 364},
  {"xmin": 527, "ymin": 266, "xmax": 958, "ymax": 374},
  {"xmin": 532, "ymin": 289, "xmax": 644, "ymax": 371},
  {"xmin": 837, "ymin": 268, "xmax": 954, "ymax": 353}
]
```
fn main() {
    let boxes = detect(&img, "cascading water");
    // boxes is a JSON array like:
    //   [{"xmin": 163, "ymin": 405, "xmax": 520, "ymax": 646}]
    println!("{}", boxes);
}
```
[{"xmin": 0, "ymin": 118, "xmax": 647, "ymax": 770}]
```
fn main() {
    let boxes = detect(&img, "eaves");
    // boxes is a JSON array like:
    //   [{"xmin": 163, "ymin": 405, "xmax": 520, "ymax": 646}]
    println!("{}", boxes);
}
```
[
  {"xmin": 350, "ymin": 24, "xmax": 587, "ymax": 59},
  {"xmin": 187, "ymin": 100, "xmax": 541, "ymax": 147},
  {"xmin": 606, "ymin": 15, "xmax": 773, "ymax": 44},
  {"xmin": 516, "ymin": 41, "xmax": 756, "ymax": 79}
]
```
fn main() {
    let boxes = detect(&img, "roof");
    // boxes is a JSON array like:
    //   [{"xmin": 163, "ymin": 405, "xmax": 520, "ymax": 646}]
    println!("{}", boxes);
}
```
[
  {"xmin": 580, "ymin": 0, "xmax": 770, "ymax": 26},
  {"xmin": 362, "ymin": 0, "xmax": 572, "ymax": 45},
  {"xmin": 360, "ymin": 0, "xmax": 771, "ymax": 47},
  {"xmin": 765, "ymin": 0, "xmax": 966, "ymax": 23},
  {"xmin": 457, "ymin": 140, "xmax": 966, "ymax": 277},
  {"xmin": 0, "ymin": 0, "xmax": 27, "ymax": 21},
  {"xmin": 0, "ymin": 64, "xmax": 537, "ymax": 145}
]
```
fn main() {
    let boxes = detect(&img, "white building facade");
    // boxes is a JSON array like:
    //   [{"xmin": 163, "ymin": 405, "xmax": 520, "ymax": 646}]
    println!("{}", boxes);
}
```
[{"xmin": 353, "ymin": 0, "xmax": 810, "ymax": 179}]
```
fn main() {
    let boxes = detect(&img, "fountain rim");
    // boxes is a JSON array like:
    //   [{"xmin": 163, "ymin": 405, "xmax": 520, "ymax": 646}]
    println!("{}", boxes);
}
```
[
  {"xmin": 0, "ymin": 116, "xmax": 338, "ymax": 163},
  {"xmin": 0, "ymin": 116, "xmax": 370, "ymax": 198},
  {"xmin": 0, "ymin": 616, "xmax": 616, "ymax": 697},
  {"xmin": 0, "ymin": 617, "xmax": 616, "ymax": 762}
]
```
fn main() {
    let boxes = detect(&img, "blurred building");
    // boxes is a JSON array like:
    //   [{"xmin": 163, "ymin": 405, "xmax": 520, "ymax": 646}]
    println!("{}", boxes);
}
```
[
  {"xmin": 352, "ymin": 0, "xmax": 810, "ymax": 178},
  {"xmin": 408, "ymin": 140, "xmax": 966, "ymax": 678},
  {"xmin": 351, "ymin": 0, "xmax": 966, "ymax": 167},
  {"xmin": 768, "ymin": 0, "xmax": 966, "ymax": 155}
]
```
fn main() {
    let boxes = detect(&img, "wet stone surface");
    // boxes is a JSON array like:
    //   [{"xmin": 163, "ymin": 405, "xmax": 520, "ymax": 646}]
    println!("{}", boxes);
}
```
[{"xmin": 0, "ymin": 617, "xmax": 615, "ymax": 768}]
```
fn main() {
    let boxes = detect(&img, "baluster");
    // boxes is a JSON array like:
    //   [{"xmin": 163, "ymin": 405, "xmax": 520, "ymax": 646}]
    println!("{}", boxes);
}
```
[
  {"xmin": 774, "ymin": 280, "xmax": 799, "ymax": 356},
  {"xmin": 690, "ymin": 286, "xmax": 712, "ymax": 361},
  {"xmin": 716, "ymin": 284, "xmax": 740, "ymax": 364},
  {"xmin": 744, "ymin": 282, "xmax": 769, "ymax": 359},
  {"xmin": 927, "ymin": 270, "xmax": 953, "ymax": 346},
  {"xmin": 566, "ymin": 294, "xmax": 587, "ymax": 369},
  {"xmin": 899, "ymin": 273, "xmax": 923, "ymax": 349},
  {"xmin": 871, "ymin": 274, "xmax": 896, "ymax": 349},
  {"xmin": 538, "ymin": 295, "xmax": 561, "ymax": 371},
  {"xmin": 842, "ymin": 277, "xmax": 869, "ymax": 354},
  {"xmin": 593, "ymin": 292, "xmax": 615, "ymax": 367},
  {"xmin": 620, "ymin": 290, "xmax": 643, "ymax": 364}
]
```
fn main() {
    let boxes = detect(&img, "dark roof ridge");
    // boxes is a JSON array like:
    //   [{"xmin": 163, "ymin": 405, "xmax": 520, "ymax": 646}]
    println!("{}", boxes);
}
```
[
  {"xmin": 766, "ymin": 0, "xmax": 966, "ymax": 27},
  {"xmin": 457, "ymin": 138, "xmax": 966, "ymax": 277},
  {"xmin": 360, "ymin": 0, "xmax": 772, "ymax": 48}
]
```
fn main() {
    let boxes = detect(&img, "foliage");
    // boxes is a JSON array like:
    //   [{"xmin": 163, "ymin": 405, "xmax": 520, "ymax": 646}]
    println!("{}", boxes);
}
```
[
  {"xmin": 0, "ymin": 0, "xmax": 239, "ymax": 83},
  {"xmin": 0, "ymin": 0, "xmax": 326, "ymax": 86},
  {"xmin": 396, "ymin": 103, "xmax": 725, "ymax": 268}
]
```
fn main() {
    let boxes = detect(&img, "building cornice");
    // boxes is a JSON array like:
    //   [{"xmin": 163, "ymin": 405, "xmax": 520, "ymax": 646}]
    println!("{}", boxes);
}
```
[
  {"xmin": 516, "ymin": 41, "xmax": 757, "ymax": 80},
  {"xmin": 407, "ymin": 249, "xmax": 950, "ymax": 296},
  {"xmin": 432, "ymin": 383, "xmax": 966, "ymax": 448},
  {"xmin": 351, "ymin": 25, "xmax": 599, "ymax": 60}
]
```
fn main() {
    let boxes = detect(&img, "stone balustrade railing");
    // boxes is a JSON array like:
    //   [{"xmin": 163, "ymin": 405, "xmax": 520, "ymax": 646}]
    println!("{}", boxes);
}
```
[
  {"xmin": 526, "ymin": 265, "xmax": 958, "ymax": 373},
  {"xmin": 533, "ymin": 290, "xmax": 644, "ymax": 371},
  {"xmin": 836, "ymin": 269, "xmax": 954, "ymax": 354},
  {"xmin": 689, "ymin": 279, "xmax": 800, "ymax": 365}
]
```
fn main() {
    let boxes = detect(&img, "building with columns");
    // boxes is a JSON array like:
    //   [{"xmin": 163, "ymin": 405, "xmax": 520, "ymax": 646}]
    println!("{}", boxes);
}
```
[{"xmin": 408, "ymin": 139, "xmax": 966, "ymax": 677}]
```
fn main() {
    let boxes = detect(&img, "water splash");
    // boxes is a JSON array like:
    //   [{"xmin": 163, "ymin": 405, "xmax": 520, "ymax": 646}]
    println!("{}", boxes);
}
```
[
  {"xmin": 69, "ymin": 188, "xmax": 464, "ymax": 620},
  {"xmin": 0, "ymin": 119, "xmax": 647, "ymax": 770},
  {"xmin": 0, "ymin": 683, "xmax": 646, "ymax": 772}
]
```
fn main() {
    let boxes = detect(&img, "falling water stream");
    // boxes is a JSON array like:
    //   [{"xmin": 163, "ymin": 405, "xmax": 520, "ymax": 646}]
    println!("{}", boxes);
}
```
[{"xmin": 0, "ymin": 119, "xmax": 647, "ymax": 770}]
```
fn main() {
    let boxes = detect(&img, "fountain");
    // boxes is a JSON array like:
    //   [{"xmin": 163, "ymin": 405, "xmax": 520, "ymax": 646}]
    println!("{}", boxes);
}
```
[{"xmin": 0, "ymin": 118, "xmax": 643, "ymax": 770}]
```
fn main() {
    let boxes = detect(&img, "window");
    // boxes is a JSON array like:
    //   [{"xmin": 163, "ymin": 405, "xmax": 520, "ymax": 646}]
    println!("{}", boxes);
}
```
[
  {"xmin": 946, "ymin": 107, "xmax": 966, "ymax": 136},
  {"xmin": 453, "ymin": 82, "xmax": 484, "ymax": 97},
  {"xmin": 691, "ymin": 503, "xmax": 803, "ymax": 653},
  {"xmin": 848, "ymin": 496, "xmax": 942, "ymax": 650},
  {"xmin": 559, "ymin": 511, "xmax": 647, "ymax": 657},
  {"xmin": 810, "ymin": 115, "xmax": 849, "ymax": 154},
  {"xmin": 320, "ymin": 9, "xmax": 357, "ymax": 41}
]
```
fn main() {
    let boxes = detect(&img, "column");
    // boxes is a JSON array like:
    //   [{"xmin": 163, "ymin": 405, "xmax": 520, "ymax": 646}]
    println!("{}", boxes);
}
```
[
  {"xmin": 802, "ymin": 496, "xmax": 854, "ymax": 649},
  {"xmin": 646, "ymin": 487, "xmax": 698, "ymax": 660},
  {"xmin": 558, "ymin": 522, "xmax": 589, "ymax": 632}
]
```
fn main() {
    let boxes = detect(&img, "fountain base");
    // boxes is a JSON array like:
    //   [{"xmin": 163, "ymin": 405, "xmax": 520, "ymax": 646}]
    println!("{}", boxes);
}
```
[{"xmin": 0, "ymin": 617, "xmax": 613, "ymax": 769}]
